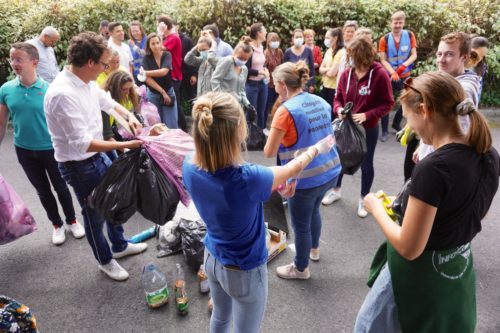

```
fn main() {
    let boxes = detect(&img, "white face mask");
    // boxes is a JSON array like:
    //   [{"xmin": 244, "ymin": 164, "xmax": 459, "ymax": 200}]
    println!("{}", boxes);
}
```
[
  {"xmin": 200, "ymin": 51, "xmax": 209, "ymax": 59},
  {"xmin": 294, "ymin": 38, "xmax": 304, "ymax": 47},
  {"xmin": 234, "ymin": 58, "xmax": 246, "ymax": 67},
  {"xmin": 324, "ymin": 39, "xmax": 332, "ymax": 48},
  {"xmin": 270, "ymin": 41, "xmax": 280, "ymax": 49}
]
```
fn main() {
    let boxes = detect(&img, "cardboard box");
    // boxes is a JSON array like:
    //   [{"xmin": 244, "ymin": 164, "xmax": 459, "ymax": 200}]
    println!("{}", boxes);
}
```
[{"xmin": 267, "ymin": 229, "xmax": 287, "ymax": 263}]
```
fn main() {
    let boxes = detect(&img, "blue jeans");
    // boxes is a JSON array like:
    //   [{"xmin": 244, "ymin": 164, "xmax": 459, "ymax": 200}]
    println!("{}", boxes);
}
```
[
  {"xmin": 15, "ymin": 146, "xmax": 76, "ymax": 227},
  {"xmin": 146, "ymin": 88, "xmax": 178, "ymax": 129},
  {"xmin": 58, "ymin": 153, "xmax": 128, "ymax": 265},
  {"xmin": 288, "ymin": 176, "xmax": 338, "ymax": 271},
  {"xmin": 204, "ymin": 250, "xmax": 268, "ymax": 333},
  {"xmin": 336, "ymin": 126, "xmax": 379, "ymax": 196},
  {"xmin": 265, "ymin": 86, "xmax": 278, "ymax": 122},
  {"xmin": 246, "ymin": 80, "xmax": 269, "ymax": 129},
  {"xmin": 381, "ymin": 79, "xmax": 404, "ymax": 134},
  {"xmin": 354, "ymin": 264, "xmax": 401, "ymax": 333}
]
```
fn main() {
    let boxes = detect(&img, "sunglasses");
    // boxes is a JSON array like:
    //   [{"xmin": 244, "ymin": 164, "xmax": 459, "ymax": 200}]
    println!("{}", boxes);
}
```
[{"xmin": 403, "ymin": 77, "xmax": 423, "ymax": 96}]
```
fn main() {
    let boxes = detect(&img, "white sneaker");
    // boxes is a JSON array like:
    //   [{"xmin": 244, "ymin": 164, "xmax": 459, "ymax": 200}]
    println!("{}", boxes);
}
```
[
  {"xmin": 98, "ymin": 259, "xmax": 129, "ymax": 281},
  {"xmin": 322, "ymin": 189, "xmax": 341, "ymax": 205},
  {"xmin": 357, "ymin": 199, "xmax": 368, "ymax": 218},
  {"xmin": 113, "ymin": 242, "xmax": 148, "ymax": 259},
  {"xmin": 276, "ymin": 263, "xmax": 310, "ymax": 280},
  {"xmin": 52, "ymin": 226, "xmax": 66, "ymax": 245},
  {"xmin": 310, "ymin": 248, "xmax": 320, "ymax": 262},
  {"xmin": 67, "ymin": 221, "xmax": 85, "ymax": 239}
]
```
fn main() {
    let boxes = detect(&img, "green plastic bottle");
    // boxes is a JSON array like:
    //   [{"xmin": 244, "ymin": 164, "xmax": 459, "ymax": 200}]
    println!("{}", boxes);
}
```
[
  {"xmin": 175, "ymin": 263, "xmax": 189, "ymax": 315},
  {"xmin": 141, "ymin": 263, "xmax": 169, "ymax": 308}
]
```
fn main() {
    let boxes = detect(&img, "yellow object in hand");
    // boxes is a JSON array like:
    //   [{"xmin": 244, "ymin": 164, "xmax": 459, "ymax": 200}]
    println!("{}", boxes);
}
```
[{"xmin": 375, "ymin": 191, "xmax": 397, "ymax": 221}]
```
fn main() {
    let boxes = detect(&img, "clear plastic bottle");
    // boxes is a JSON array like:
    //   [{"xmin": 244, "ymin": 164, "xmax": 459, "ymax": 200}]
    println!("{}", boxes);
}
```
[
  {"xmin": 198, "ymin": 264, "xmax": 210, "ymax": 294},
  {"xmin": 141, "ymin": 263, "xmax": 169, "ymax": 308},
  {"xmin": 175, "ymin": 263, "xmax": 189, "ymax": 315}
]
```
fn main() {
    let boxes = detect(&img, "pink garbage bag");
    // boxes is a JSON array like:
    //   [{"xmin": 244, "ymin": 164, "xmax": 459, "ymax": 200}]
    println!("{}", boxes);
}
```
[
  {"xmin": 0, "ymin": 174, "xmax": 37, "ymax": 245},
  {"xmin": 138, "ymin": 85, "xmax": 161, "ymax": 126},
  {"xmin": 141, "ymin": 129, "xmax": 195, "ymax": 205}
]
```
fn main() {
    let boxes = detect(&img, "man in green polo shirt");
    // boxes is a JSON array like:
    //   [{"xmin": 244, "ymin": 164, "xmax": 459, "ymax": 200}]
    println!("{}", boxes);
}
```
[{"xmin": 0, "ymin": 42, "xmax": 85, "ymax": 245}]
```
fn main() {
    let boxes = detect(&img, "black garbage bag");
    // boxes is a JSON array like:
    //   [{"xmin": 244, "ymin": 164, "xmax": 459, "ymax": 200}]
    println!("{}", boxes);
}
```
[
  {"xmin": 88, "ymin": 149, "xmax": 141, "ymax": 225},
  {"xmin": 178, "ymin": 219, "xmax": 206, "ymax": 271},
  {"xmin": 246, "ymin": 122, "xmax": 266, "ymax": 151},
  {"xmin": 392, "ymin": 178, "xmax": 412, "ymax": 224},
  {"xmin": 137, "ymin": 149, "xmax": 180, "ymax": 225},
  {"xmin": 333, "ymin": 102, "xmax": 367, "ymax": 175},
  {"xmin": 243, "ymin": 104, "xmax": 257, "ymax": 123}
]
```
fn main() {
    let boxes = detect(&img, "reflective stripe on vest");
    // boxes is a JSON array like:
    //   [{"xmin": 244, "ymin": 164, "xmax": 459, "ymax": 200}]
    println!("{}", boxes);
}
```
[
  {"xmin": 278, "ymin": 93, "xmax": 341, "ymax": 189},
  {"xmin": 387, "ymin": 30, "xmax": 413, "ymax": 76},
  {"xmin": 296, "ymin": 156, "xmax": 341, "ymax": 179}
]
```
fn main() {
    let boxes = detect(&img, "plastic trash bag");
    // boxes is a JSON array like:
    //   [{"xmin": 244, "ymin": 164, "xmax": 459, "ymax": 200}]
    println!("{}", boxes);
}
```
[
  {"xmin": 246, "ymin": 122, "xmax": 266, "ymax": 151},
  {"xmin": 0, "ymin": 174, "xmax": 37, "ymax": 245},
  {"xmin": 142, "ymin": 129, "xmax": 195, "ymax": 205},
  {"xmin": 157, "ymin": 219, "xmax": 182, "ymax": 257},
  {"xmin": 88, "ymin": 149, "xmax": 141, "ymax": 225},
  {"xmin": 157, "ymin": 201, "xmax": 201, "ymax": 257},
  {"xmin": 178, "ymin": 219, "xmax": 206, "ymax": 271},
  {"xmin": 138, "ymin": 85, "xmax": 161, "ymax": 126},
  {"xmin": 392, "ymin": 179, "xmax": 411, "ymax": 224},
  {"xmin": 137, "ymin": 149, "xmax": 180, "ymax": 225},
  {"xmin": 332, "ymin": 102, "xmax": 367, "ymax": 175}
]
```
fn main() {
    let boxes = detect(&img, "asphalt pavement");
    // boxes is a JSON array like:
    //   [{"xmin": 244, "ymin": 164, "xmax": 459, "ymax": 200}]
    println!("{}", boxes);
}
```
[{"xmin": 1, "ymin": 119, "xmax": 499, "ymax": 333}]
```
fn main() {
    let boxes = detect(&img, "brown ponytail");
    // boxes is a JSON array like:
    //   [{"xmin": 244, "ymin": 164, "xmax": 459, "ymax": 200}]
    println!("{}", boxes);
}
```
[
  {"xmin": 467, "ymin": 109, "xmax": 492, "ymax": 154},
  {"xmin": 400, "ymin": 71, "xmax": 492, "ymax": 154},
  {"xmin": 272, "ymin": 60, "xmax": 310, "ymax": 90},
  {"xmin": 191, "ymin": 92, "xmax": 247, "ymax": 172}
]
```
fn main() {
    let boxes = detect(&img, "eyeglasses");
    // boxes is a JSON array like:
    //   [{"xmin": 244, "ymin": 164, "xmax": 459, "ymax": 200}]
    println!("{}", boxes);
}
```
[
  {"xmin": 99, "ymin": 61, "xmax": 110, "ymax": 70},
  {"xmin": 403, "ymin": 77, "xmax": 423, "ymax": 96},
  {"xmin": 344, "ymin": 20, "xmax": 358, "ymax": 27}
]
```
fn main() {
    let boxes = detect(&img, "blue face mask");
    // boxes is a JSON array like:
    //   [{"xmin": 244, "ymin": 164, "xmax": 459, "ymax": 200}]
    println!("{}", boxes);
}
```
[
  {"xmin": 200, "ymin": 51, "xmax": 209, "ymax": 60},
  {"xmin": 234, "ymin": 58, "xmax": 247, "ymax": 67}
]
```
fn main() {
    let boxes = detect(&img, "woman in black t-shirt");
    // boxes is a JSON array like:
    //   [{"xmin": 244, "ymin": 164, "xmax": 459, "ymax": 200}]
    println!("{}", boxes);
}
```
[
  {"xmin": 355, "ymin": 71, "xmax": 499, "ymax": 333},
  {"xmin": 141, "ymin": 33, "xmax": 178, "ymax": 129}
]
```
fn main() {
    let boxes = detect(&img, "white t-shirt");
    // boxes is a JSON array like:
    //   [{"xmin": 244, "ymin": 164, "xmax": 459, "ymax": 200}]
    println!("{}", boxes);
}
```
[{"xmin": 108, "ymin": 40, "xmax": 133, "ymax": 74}]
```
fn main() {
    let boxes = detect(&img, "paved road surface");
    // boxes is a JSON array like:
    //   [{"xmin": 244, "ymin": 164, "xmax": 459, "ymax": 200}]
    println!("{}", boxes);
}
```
[{"xmin": 1, "ymin": 125, "xmax": 499, "ymax": 333}]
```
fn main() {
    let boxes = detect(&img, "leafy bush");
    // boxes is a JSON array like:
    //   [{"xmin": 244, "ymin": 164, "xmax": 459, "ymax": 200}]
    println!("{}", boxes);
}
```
[{"xmin": 1, "ymin": 0, "xmax": 499, "ymax": 104}]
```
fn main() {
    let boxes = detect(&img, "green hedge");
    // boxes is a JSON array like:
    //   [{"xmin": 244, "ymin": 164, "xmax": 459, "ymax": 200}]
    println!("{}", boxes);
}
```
[{"xmin": 1, "ymin": 0, "xmax": 499, "ymax": 104}]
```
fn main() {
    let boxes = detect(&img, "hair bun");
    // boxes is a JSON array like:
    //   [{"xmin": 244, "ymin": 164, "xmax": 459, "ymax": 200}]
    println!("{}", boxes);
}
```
[
  {"xmin": 455, "ymin": 98, "xmax": 475, "ymax": 116},
  {"xmin": 240, "ymin": 36, "xmax": 252, "ymax": 44}
]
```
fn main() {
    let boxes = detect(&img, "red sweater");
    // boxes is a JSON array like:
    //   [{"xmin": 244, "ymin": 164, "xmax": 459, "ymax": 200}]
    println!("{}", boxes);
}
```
[
  {"xmin": 334, "ymin": 62, "xmax": 394, "ymax": 129},
  {"xmin": 163, "ymin": 33, "xmax": 182, "ymax": 81}
]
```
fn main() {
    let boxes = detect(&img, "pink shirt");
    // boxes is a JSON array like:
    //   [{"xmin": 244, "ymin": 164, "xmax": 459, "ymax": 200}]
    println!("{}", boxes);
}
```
[{"xmin": 249, "ymin": 45, "xmax": 265, "ymax": 81}]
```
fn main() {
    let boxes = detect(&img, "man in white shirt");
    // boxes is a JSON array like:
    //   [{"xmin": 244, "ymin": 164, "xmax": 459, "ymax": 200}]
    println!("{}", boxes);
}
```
[
  {"xmin": 107, "ymin": 22, "xmax": 134, "ymax": 76},
  {"xmin": 44, "ymin": 32, "xmax": 146, "ymax": 281},
  {"xmin": 27, "ymin": 26, "xmax": 60, "ymax": 83}
]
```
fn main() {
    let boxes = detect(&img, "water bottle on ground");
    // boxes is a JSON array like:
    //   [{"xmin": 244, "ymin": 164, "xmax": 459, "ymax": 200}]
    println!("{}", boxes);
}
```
[
  {"xmin": 141, "ymin": 263, "xmax": 169, "ymax": 308},
  {"xmin": 175, "ymin": 263, "xmax": 189, "ymax": 315}
]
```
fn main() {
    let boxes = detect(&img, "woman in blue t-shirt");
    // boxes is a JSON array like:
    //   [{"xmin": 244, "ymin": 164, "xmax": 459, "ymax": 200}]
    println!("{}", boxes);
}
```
[{"xmin": 183, "ymin": 91, "xmax": 334, "ymax": 333}]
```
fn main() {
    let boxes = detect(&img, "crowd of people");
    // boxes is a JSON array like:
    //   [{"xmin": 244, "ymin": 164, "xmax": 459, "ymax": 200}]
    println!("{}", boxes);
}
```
[{"xmin": 0, "ymin": 9, "xmax": 498, "ymax": 333}]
